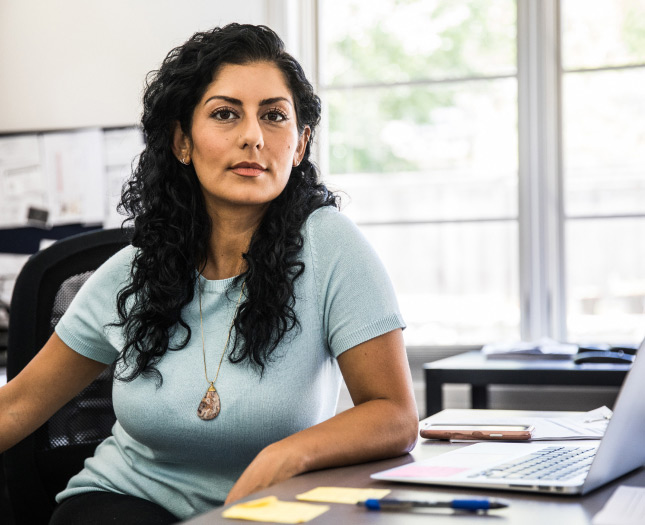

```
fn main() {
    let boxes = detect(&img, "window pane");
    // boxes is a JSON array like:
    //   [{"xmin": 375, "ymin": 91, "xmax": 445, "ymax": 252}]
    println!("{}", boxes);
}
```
[
  {"xmin": 566, "ymin": 218, "xmax": 645, "ymax": 344},
  {"xmin": 320, "ymin": 0, "xmax": 517, "ymax": 87},
  {"xmin": 563, "ymin": 68, "xmax": 645, "ymax": 216},
  {"xmin": 360, "ymin": 222, "xmax": 520, "ymax": 345},
  {"xmin": 326, "ymin": 171, "xmax": 517, "ymax": 224},
  {"xmin": 327, "ymin": 79, "xmax": 517, "ymax": 176},
  {"xmin": 562, "ymin": 0, "xmax": 645, "ymax": 70}
]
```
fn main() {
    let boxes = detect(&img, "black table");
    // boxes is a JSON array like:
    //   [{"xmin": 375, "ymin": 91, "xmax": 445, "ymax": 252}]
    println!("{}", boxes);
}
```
[{"xmin": 424, "ymin": 351, "xmax": 631, "ymax": 416}]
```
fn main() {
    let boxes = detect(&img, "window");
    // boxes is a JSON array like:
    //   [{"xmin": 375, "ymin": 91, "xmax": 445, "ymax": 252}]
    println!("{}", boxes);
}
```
[
  {"xmin": 561, "ymin": 0, "xmax": 645, "ymax": 343},
  {"xmin": 318, "ymin": 0, "xmax": 645, "ymax": 346}
]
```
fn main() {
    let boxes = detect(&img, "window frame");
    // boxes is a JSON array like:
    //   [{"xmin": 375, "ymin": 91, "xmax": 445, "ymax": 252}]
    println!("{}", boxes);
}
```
[{"xmin": 517, "ymin": 0, "xmax": 565, "ymax": 341}]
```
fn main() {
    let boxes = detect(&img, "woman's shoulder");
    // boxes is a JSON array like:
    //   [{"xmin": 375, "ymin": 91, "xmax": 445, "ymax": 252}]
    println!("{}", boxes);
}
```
[
  {"xmin": 104, "ymin": 243, "xmax": 137, "ymax": 268},
  {"xmin": 305, "ymin": 205, "xmax": 360, "ymax": 239},
  {"xmin": 89, "ymin": 244, "xmax": 136, "ymax": 284},
  {"xmin": 306, "ymin": 204, "xmax": 345, "ymax": 222},
  {"xmin": 303, "ymin": 205, "xmax": 379, "ymax": 266}
]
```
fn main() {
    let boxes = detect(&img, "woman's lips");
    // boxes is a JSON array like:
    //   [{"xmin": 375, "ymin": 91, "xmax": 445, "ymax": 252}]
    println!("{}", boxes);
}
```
[{"xmin": 231, "ymin": 162, "xmax": 265, "ymax": 177}]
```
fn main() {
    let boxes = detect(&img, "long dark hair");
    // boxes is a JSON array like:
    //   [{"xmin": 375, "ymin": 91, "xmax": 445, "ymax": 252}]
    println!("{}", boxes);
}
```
[{"xmin": 115, "ymin": 24, "xmax": 338, "ymax": 384}]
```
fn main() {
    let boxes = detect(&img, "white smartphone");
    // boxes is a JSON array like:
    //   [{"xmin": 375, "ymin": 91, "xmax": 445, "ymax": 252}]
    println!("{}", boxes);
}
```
[{"xmin": 420, "ymin": 423, "xmax": 534, "ymax": 441}]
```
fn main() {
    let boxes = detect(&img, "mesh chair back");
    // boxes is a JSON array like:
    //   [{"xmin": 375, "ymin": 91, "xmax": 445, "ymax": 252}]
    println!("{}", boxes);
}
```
[{"xmin": 4, "ymin": 228, "xmax": 131, "ymax": 525}]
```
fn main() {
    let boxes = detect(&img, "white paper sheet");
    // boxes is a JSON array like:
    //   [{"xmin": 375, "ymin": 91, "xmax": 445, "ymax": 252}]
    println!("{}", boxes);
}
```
[
  {"xmin": 529, "ymin": 406, "xmax": 611, "ymax": 440},
  {"xmin": 41, "ymin": 128, "xmax": 106, "ymax": 225},
  {"xmin": 593, "ymin": 486, "xmax": 645, "ymax": 525},
  {"xmin": 0, "ymin": 134, "xmax": 47, "ymax": 227},
  {"xmin": 103, "ymin": 128, "xmax": 144, "ymax": 228},
  {"xmin": 482, "ymin": 337, "xmax": 579, "ymax": 359}
]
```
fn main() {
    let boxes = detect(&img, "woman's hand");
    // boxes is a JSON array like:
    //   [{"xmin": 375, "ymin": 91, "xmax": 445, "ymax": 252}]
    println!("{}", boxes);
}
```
[{"xmin": 224, "ymin": 441, "xmax": 303, "ymax": 504}]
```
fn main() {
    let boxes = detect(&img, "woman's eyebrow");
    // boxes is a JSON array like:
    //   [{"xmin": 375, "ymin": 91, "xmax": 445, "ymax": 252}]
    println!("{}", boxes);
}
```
[
  {"xmin": 203, "ymin": 95, "xmax": 293, "ymax": 107},
  {"xmin": 259, "ymin": 97, "xmax": 292, "ymax": 107},
  {"xmin": 203, "ymin": 95, "xmax": 241, "ymax": 106}
]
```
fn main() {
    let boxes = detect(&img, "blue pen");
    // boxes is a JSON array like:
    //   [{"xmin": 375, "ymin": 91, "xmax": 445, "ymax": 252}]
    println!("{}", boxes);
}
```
[{"xmin": 358, "ymin": 498, "xmax": 509, "ymax": 511}]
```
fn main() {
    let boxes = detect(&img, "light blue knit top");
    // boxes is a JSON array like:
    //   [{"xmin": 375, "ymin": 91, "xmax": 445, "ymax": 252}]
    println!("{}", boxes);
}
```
[{"xmin": 54, "ymin": 206, "xmax": 405, "ymax": 520}]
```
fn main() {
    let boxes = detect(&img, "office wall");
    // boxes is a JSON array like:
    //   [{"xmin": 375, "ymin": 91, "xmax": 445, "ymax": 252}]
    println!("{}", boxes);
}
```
[{"xmin": 0, "ymin": 0, "xmax": 272, "ymax": 132}]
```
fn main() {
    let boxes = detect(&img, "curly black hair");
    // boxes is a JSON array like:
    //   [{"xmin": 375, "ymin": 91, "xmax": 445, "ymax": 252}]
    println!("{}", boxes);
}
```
[{"xmin": 114, "ymin": 24, "xmax": 338, "ymax": 384}]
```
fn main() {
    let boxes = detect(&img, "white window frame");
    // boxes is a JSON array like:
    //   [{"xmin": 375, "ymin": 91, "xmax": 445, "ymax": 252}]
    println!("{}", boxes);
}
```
[{"xmin": 517, "ymin": 0, "xmax": 566, "ymax": 341}]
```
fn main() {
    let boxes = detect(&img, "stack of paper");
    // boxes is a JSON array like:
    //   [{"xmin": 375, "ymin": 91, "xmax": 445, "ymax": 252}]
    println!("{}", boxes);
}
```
[{"xmin": 482, "ymin": 338, "xmax": 578, "ymax": 360}]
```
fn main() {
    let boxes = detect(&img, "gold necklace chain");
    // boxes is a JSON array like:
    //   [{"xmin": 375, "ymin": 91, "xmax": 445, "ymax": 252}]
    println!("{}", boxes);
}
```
[{"xmin": 196, "ymin": 279, "xmax": 245, "ymax": 420}]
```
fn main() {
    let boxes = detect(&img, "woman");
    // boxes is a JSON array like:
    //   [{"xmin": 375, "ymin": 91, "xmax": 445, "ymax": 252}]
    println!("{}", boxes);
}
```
[{"xmin": 0, "ymin": 23, "xmax": 418, "ymax": 524}]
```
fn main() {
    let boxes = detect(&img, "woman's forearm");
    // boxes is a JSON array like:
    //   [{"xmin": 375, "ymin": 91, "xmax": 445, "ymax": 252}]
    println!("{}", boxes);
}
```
[
  {"xmin": 271, "ymin": 396, "xmax": 418, "ymax": 476},
  {"xmin": 0, "ymin": 333, "xmax": 106, "ymax": 453}
]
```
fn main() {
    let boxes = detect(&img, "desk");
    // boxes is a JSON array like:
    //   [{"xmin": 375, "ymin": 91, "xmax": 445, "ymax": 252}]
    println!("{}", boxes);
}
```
[
  {"xmin": 424, "ymin": 351, "xmax": 630, "ymax": 416},
  {"xmin": 183, "ymin": 409, "xmax": 645, "ymax": 525}
]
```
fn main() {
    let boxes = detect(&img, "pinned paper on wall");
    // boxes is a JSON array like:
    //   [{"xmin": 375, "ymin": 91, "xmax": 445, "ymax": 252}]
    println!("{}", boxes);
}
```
[
  {"xmin": 41, "ymin": 128, "xmax": 106, "ymax": 226},
  {"xmin": 0, "ymin": 134, "xmax": 46, "ymax": 228},
  {"xmin": 103, "ymin": 128, "xmax": 144, "ymax": 228},
  {"xmin": 0, "ymin": 127, "xmax": 144, "ymax": 230}
]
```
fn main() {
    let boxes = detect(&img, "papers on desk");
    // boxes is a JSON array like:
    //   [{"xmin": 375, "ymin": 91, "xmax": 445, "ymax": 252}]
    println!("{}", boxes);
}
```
[
  {"xmin": 222, "ymin": 496, "xmax": 328, "ymax": 523},
  {"xmin": 528, "ymin": 406, "xmax": 611, "ymax": 440},
  {"xmin": 427, "ymin": 406, "xmax": 612, "ymax": 442},
  {"xmin": 221, "ymin": 488, "xmax": 391, "ymax": 522},
  {"xmin": 296, "ymin": 487, "xmax": 391, "ymax": 504},
  {"xmin": 482, "ymin": 338, "xmax": 578, "ymax": 360},
  {"xmin": 592, "ymin": 486, "xmax": 645, "ymax": 525}
]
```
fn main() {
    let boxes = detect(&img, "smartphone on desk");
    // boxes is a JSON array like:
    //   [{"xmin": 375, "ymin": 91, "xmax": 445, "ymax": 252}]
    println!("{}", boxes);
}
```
[{"xmin": 420, "ymin": 423, "xmax": 534, "ymax": 441}]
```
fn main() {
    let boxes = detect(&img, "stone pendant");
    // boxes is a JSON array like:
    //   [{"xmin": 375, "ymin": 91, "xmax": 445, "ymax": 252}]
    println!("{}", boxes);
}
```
[{"xmin": 197, "ymin": 385, "xmax": 221, "ymax": 420}]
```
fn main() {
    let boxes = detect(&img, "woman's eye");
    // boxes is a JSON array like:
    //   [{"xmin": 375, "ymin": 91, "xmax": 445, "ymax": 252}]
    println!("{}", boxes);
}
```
[
  {"xmin": 212, "ymin": 108, "xmax": 238, "ymax": 121},
  {"xmin": 263, "ymin": 109, "xmax": 288, "ymax": 122}
]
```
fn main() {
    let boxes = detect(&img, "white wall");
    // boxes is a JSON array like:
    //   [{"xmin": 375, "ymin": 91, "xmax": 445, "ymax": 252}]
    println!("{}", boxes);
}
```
[{"xmin": 0, "ymin": 0, "xmax": 276, "ymax": 132}]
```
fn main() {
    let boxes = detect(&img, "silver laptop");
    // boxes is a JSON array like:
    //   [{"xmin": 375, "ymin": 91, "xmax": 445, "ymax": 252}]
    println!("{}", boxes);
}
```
[{"xmin": 372, "ymin": 337, "xmax": 645, "ymax": 495}]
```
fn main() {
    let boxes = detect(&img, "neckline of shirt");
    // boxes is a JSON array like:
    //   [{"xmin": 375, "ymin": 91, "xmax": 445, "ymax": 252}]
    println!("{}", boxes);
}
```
[{"xmin": 197, "ymin": 273, "xmax": 242, "ymax": 293}]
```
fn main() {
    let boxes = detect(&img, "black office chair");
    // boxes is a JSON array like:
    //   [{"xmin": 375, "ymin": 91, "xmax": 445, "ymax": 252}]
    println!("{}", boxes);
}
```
[{"xmin": 3, "ymin": 228, "xmax": 131, "ymax": 525}]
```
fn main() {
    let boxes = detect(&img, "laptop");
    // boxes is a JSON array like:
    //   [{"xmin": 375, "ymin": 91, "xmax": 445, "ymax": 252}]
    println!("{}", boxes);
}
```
[{"xmin": 372, "ymin": 337, "xmax": 645, "ymax": 495}]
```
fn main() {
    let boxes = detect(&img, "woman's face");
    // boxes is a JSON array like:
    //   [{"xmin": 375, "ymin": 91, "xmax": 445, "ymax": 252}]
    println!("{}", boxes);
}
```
[{"xmin": 174, "ymin": 61, "xmax": 309, "ymax": 215}]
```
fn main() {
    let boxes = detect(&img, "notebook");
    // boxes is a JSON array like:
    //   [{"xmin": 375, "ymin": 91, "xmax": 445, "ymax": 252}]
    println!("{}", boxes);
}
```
[{"xmin": 372, "ymin": 337, "xmax": 645, "ymax": 495}]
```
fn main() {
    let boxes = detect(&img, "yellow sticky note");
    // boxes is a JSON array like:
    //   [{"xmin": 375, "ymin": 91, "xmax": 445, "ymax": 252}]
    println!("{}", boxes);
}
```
[
  {"xmin": 296, "ymin": 486, "xmax": 391, "ymax": 504},
  {"xmin": 222, "ymin": 496, "xmax": 329, "ymax": 523}
]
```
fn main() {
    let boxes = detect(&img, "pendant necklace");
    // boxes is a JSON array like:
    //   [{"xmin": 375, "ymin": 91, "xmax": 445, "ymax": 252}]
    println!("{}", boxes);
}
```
[{"xmin": 196, "ymin": 279, "xmax": 246, "ymax": 421}]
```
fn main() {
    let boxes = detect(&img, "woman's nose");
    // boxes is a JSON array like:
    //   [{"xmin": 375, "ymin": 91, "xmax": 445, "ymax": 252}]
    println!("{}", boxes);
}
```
[{"xmin": 237, "ymin": 118, "xmax": 264, "ymax": 150}]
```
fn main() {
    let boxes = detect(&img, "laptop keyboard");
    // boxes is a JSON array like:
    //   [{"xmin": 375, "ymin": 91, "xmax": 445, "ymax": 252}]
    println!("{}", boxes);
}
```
[{"xmin": 469, "ymin": 446, "xmax": 596, "ymax": 481}]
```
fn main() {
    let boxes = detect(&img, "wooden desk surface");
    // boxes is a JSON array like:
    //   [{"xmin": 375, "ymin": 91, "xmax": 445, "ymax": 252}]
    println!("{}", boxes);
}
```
[{"xmin": 183, "ymin": 410, "xmax": 645, "ymax": 524}]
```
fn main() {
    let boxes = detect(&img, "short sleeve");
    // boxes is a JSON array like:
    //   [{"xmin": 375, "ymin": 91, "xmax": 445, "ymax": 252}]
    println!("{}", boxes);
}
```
[
  {"xmin": 55, "ymin": 245, "xmax": 134, "ymax": 365},
  {"xmin": 306, "ymin": 207, "xmax": 405, "ymax": 358}
]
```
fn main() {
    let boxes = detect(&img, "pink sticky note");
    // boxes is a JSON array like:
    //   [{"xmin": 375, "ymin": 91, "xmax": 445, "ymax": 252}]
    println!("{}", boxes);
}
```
[{"xmin": 389, "ymin": 465, "xmax": 469, "ymax": 478}]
